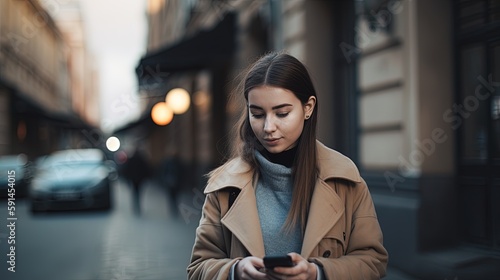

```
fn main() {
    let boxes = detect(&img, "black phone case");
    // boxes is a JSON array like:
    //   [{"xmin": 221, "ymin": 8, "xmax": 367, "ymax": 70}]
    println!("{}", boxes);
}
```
[{"xmin": 263, "ymin": 255, "xmax": 294, "ymax": 268}]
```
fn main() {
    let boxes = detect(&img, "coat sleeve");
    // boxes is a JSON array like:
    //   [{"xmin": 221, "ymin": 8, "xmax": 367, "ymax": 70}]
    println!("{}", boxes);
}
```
[
  {"xmin": 187, "ymin": 191, "xmax": 240, "ymax": 280},
  {"xmin": 310, "ymin": 180, "xmax": 388, "ymax": 279}
]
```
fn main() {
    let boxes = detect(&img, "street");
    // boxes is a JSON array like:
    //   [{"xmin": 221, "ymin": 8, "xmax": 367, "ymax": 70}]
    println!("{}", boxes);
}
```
[{"xmin": 0, "ymin": 178, "xmax": 201, "ymax": 280}]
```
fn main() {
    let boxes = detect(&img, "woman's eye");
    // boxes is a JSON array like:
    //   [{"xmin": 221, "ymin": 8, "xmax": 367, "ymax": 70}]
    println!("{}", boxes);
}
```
[
  {"xmin": 251, "ymin": 113, "xmax": 264, "ymax": 119},
  {"xmin": 277, "ymin": 112, "xmax": 289, "ymax": 118}
]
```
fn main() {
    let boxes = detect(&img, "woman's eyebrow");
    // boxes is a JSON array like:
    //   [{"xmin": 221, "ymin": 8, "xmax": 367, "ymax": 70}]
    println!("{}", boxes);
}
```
[{"xmin": 249, "ymin": 104, "xmax": 293, "ymax": 110}]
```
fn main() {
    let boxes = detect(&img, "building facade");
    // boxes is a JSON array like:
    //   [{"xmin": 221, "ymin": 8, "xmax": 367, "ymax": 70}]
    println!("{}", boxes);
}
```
[
  {"xmin": 136, "ymin": 0, "xmax": 499, "ymax": 278},
  {"xmin": 44, "ymin": 0, "xmax": 101, "ymax": 127},
  {"xmin": 0, "ymin": 0, "xmax": 99, "ymax": 158}
]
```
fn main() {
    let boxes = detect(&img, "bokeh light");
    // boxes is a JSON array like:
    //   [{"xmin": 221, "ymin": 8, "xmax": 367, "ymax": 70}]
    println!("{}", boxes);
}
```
[
  {"xmin": 165, "ymin": 88, "xmax": 191, "ymax": 114},
  {"xmin": 106, "ymin": 136, "xmax": 121, "ymax": 152},
  {"xmin": 193, "ymin": 90, "xmax": 210, "ymax": 106},
  {"xmin": 151, "ymin": 102, "xmax": 174, "ymax": 126}
]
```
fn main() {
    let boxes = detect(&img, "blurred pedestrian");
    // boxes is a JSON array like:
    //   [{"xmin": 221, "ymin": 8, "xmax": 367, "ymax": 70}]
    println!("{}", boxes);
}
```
[
  {"xmin": 188, "ymin": 52, "xmax": 388, "ymax": 279},
  {"xmin": 159, "ymin": 152, "xmax": 183, "ymax": 217},
  {"xmin": 124, "ymin": 147, "xmax": 150, "ymax": 214}
]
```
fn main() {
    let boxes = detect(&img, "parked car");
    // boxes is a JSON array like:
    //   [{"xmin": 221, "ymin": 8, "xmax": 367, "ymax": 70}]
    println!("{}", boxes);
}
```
[
  {"xmin": 0, "ymin": 154, "xmax": 32, "ymax": 198},
  {"xmin": 30, "ymin": 148, "xmax": 116, "ymax": 212}
]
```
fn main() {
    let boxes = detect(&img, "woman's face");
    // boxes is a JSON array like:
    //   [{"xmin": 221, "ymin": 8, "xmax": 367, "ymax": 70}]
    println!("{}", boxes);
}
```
[{"xmin": 248, "ymin": 85, "xmax": 315, "ymax": 154}]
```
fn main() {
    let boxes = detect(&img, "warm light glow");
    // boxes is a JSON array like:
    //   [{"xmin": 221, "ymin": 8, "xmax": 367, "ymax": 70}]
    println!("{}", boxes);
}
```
[
  {"xmin": 151, "ymin": 102, "xmax": 173, "ymax": 126},
  {"xmin": 193, "ymin": 90, "xmax": 210, "ymax": 106},
  {"xmin": 106, "ymin": 136, "xmax": 121, "ymax": 152},
  {"xmin": 166, "ymin": 88, "xmax": 191, "ymax": 114},
  {"xmin": 17, "ymin": 120, "xmax": 26, "ymax": 141},
  {"xmin": 147, "ymin": 0, "xmax": 164, "ymax": 14}
]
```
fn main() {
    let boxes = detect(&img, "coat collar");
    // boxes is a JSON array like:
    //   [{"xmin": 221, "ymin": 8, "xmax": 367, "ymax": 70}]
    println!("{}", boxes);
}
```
[
  {"xmin": 205, "ymin": 140, "xmax": 361, "ymax": 194},
  {"xmin": 316, "ymin": 141, "xmax": 362, "ymax": 184},
  {"xmin": 204, "ymin": 157, "xmax": 253, "ymax": 194}
]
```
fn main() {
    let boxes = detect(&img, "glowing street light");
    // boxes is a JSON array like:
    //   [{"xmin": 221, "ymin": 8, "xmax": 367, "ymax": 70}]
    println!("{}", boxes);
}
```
[
  {"xmin": 166, "ymin": 88, "xmax": 191, "ymax": 114},
  {"xmin": 151, "ymin": 102, "xmax": 174, "ymax": 126},
  {"xmin": 106, "ymin": 136, "xmax": 121, "ymax": 152}
]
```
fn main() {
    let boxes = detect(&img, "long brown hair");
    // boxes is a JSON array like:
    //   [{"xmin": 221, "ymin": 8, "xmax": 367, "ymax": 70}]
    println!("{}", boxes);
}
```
[{"xmin": 230, "ymin": 51, "xmax": 319, "ymax": 233}]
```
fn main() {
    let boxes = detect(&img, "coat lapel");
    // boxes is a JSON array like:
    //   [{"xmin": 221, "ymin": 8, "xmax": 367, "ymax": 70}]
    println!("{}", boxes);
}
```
[
  {"xmin": 221, "ymin": 183, "xmax": 266, "ymax": 258},
  {"xmin": 205, "ymin": 158, "xmax": 266, "ymax": 258},
  {"xmin": 301, "ymin": 180, "xmax": 344, "ymax": 257}
]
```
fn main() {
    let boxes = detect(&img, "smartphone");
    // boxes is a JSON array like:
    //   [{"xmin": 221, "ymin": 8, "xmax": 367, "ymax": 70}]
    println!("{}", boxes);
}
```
[{"xmin": 263, "ymin": 255, "xmax": 294, "ymax": 269}]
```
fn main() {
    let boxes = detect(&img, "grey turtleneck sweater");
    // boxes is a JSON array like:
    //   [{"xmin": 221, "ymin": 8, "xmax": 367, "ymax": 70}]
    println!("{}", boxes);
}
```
[{"xmin": 254, "ymin": 151, "xmax": 302, "ymax": 256}]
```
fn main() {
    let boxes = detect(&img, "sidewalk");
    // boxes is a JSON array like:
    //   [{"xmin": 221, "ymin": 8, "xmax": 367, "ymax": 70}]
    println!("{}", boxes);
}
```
[
  {"xmin": 95, "ymin": 179, "xmax": 200, "ymax": 280},
  {"xmin": 384, "ymin": 266, "xmax": 422, "ymax": 280}
]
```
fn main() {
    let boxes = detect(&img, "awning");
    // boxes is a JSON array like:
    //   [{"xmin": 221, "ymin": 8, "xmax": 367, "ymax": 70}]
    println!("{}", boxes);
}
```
[
  {"xmin": 11, "ymin": 90, "xmax": 94, "ymax": 130},
  {"xmin": 136, "ymin": 12, "xmax": 237, "ymax": 87},
  {"xmin": 112, "ymin": 113, "xmax": 154, "ymax": 135}
]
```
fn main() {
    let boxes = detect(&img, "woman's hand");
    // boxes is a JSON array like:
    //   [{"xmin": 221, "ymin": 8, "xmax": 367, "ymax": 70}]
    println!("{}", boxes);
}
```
[
  {"xmin": 265, "ymin": 253, "xmax": 317, "ymax": 280},
  {"xmin": 235, "ymin": 256, "xmax": 267, "ymax": 280}
]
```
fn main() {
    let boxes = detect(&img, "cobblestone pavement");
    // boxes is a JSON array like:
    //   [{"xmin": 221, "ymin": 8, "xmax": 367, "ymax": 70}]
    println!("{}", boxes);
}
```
[{"xmin": 96, "ymin": 180, "xmax": 201, "ymax": 280}]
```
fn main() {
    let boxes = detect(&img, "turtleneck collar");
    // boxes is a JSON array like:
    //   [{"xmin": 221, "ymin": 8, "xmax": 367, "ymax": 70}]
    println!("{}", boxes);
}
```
[{"xmin": 261, "ymin": 145, "xmax": 298, "ymax": 168}]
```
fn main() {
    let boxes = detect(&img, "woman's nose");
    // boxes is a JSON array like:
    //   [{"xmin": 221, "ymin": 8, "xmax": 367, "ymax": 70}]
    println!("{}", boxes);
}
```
[{"xmin": 263, "ymin": 117, "xmax": 277, "ymax": 132}]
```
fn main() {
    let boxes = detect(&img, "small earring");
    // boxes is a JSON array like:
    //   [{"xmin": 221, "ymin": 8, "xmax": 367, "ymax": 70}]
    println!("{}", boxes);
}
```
[{"xmin": 305, "ymin": 115, "xmax": 310, "ymax": 119}]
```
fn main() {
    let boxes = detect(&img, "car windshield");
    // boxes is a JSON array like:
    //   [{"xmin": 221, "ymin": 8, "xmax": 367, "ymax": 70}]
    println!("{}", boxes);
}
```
[
  {"xmin": 35, "ymin": 161, "xmax": 105, "ymax": 180},
  {"xmin": 39, "ymin": 149, "xmax": 104, "ymax": 167},
  {"xmin": 44, "ymin": 160, "xmax": 102, "ymax": 170},
  {"xmin": 35, "ymin": 149, "xmax": 106, "ymax": 176}
]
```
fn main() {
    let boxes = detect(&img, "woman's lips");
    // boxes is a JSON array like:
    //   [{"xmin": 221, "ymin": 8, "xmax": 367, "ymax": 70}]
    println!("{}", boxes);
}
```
[{"xmin": 264, "ymin": 138, "xmax": 280, "ymax": 146}]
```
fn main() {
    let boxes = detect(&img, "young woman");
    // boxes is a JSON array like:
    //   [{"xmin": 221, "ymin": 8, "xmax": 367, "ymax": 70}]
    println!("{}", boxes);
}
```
[{"xmin": 188, "ymin": 52, "xmax": 388, "ymax": 280}]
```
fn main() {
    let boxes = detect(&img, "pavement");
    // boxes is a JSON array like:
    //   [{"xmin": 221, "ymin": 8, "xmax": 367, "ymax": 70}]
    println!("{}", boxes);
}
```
[
  {"xmin": 95, "ymin": 179, "xmax": 202, "ymax": 280},
  {"xmin": 384, "ymin": 267, "xmax": 423, "ymax": 280}
]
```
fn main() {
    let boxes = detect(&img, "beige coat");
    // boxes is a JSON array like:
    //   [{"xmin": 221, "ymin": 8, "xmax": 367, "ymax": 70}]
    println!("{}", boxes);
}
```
[{"xmin": 188, "ymin": 141, "xmax": 388, "ymax": 279}]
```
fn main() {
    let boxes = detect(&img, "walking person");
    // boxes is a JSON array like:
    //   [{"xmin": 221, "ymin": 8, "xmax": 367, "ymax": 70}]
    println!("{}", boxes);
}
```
[
  {"xmin": 188, "ymin": 52, "xmax": 388, "ymax": 279},
  {"xmin": 124, "ymin": 147, "xmax": 150, "ymax": 214},
  {"xmin": 159, "ymin": 152, "xmax": 183, "ymax": 217}
]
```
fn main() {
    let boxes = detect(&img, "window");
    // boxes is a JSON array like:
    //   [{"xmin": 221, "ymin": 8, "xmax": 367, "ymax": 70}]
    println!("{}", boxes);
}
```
[{"xmin": 455, "ymin": 0, "xmax": 500, "ymax": 250}]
